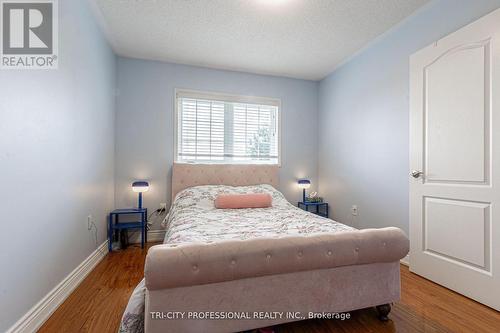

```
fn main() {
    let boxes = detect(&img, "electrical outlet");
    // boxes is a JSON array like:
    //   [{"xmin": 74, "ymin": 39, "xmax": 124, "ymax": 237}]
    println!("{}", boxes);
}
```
[
  {"xmin": 351, "ymin": 205, "xmax": 358, "ymax": 216},
  {"xmin": 87, "ymin": 215, "xmax": 93, "ymax": 230},
  {"xmin": 160, "ymin": 203, "xmax": 167, "ymax": 210}
]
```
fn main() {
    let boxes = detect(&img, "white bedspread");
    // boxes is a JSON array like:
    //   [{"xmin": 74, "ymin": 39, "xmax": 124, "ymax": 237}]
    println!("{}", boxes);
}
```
[{"xmin": 163, "ymin": 184, "xmax": 354, "ymax": 244}]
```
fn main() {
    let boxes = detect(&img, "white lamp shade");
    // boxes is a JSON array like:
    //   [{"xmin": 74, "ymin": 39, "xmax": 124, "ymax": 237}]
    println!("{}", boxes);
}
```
[
  {"xmin": 132, "ymin": 181, "xmax": 149, "ymax": 193},
  {"xmin": 297, "ymin": 179, "xmax": 311, "ymax": 189}
]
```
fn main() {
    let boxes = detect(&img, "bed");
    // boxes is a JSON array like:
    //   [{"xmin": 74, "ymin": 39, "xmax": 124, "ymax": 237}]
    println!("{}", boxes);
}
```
[{"xmin": 120, "ymin": 163, "xmax": 409, "ymax": 333}]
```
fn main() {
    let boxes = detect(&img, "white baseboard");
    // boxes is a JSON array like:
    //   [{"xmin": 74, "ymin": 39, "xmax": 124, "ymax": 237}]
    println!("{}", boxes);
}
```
[
  {"xmin": 147, "ymin": 229, "xmax": 166, "ymax": 242},
  {"xmin": 400, "ymin": 254, "xmax": 410, "ymax": 266},
  {"xmin": 7, "ymin": 241, "xmax": 109, "ymax": 333},
  {"xmin": 127, "ymin": 229, "xmax": 166, "ymax": 244}
]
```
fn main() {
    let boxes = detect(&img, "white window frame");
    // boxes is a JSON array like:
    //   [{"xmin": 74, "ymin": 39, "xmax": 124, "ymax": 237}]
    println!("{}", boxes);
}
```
[{"xmin": 174, "ymin": 88, "xmax": 282, "ymax": 165}]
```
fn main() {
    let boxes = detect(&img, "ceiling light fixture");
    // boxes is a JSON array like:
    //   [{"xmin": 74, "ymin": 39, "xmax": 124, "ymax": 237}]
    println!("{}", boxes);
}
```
[{"xmin": 258, "ymin": 0, "xmax": 290, "ymax": 6}]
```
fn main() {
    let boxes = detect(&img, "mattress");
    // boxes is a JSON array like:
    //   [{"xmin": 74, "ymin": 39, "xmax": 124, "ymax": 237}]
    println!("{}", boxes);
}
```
[{"xmin": 162, "ymin": 184, "xmax": 354, "ymax": 245}]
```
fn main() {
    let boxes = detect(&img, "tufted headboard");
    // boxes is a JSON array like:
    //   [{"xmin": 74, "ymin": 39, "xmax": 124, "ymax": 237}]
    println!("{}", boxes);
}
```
[{"xmin": 171, "ymin": 163, "xmax": 279, "ymax": 200}]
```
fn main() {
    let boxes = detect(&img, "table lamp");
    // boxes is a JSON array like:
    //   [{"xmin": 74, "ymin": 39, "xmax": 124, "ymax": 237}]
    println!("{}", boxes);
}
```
[
  {"xmin": 297, "ymin": 179, "xmax": 311, "ymax": 203},
  {"xmin": 132, "ymin": 181, "xmax": 149, "ymax": 209}
]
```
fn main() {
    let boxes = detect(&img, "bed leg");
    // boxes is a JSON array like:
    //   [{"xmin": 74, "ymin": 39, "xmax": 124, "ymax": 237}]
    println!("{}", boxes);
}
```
[{"xmin": 375, "ymin": 303, "xmax": 391, "ymax": 321}]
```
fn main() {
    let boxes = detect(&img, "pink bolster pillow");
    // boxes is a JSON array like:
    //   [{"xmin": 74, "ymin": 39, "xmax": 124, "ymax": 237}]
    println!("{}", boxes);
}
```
[{"xmin": 214, "ymin": 193, "xmax": 272, "ymax": 209}]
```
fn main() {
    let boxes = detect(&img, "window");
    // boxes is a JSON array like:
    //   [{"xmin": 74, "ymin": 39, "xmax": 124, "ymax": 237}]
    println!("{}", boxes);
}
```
[{"xmin": 175, "ymin": 90, "xmax": 280, "ymax": 164}]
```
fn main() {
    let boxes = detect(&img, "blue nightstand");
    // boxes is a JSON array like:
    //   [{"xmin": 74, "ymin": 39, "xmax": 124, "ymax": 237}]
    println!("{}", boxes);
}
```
[
  {"xmin": 298, "ymin": 201, "xmax": 329, "ymax": 218},
  {"xmin": 108, "ymin": 208, "xmax": 147, "ymax": 252}
]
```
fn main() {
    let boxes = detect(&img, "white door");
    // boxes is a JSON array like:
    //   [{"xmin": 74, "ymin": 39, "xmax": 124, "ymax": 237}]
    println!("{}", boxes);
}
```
[{"xmin": 410, "ymin": 8, "xmax": 500, "ymax": 310}]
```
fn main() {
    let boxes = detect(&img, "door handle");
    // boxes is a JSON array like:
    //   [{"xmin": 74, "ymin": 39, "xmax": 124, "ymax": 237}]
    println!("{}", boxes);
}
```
[{"xmin": 411, "ymin": 170, "xmax": 423, "ymax": 178}]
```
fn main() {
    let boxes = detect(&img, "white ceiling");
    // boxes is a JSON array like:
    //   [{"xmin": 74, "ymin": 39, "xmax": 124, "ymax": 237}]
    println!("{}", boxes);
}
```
[{"xmin": 91, "ymin": 0, "xmax": 429, "ymax": 80}]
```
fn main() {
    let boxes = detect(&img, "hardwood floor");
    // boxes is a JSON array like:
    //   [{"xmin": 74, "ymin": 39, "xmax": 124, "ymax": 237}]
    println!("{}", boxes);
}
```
[
  {"xmin": 38, "ymin": 244, "xmax": 148, "ymax": 333},
  {"xmin": 39, "ymin": 244, "xmax": 500, "ymax": 333}
]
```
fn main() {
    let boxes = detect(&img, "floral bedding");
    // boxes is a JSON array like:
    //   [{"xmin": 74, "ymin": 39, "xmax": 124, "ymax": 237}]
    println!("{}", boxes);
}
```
[
  {"xmin": 163, "ymin": 184, "xmax": 353, "ymax": 243},
  {"xmin": 119, "ymin": 184, "xmax": 354, "ymax": 333}
]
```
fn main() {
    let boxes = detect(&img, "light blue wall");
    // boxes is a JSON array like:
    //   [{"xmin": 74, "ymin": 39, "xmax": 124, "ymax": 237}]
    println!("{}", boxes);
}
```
[
  {"xmin": 0, "ymin": 1, "xmax": 116, "ymax": 331},
  {"xmin": 115, "ymin": 57, "xmax": 319, "ymax": 229},
  {"xmin": 318, "ymin": 0, "xmax": 500, "ymax": 235}
]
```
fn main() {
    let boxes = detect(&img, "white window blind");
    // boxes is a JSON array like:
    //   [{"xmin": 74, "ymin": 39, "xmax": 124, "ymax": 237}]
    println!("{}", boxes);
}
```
[{"xmin": 176, "ymin": 91, "xmax": 280, "ymax": 164}]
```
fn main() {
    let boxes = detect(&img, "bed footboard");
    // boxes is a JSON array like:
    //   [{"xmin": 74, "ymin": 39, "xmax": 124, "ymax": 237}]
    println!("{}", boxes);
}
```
[
  {"xmin": 145, "ymin": 227, "xmax": 409, "ymax": 290},
  {"xmin": 144, "ymin": 227, "xmax": 408, "ymax": 332},
  {"xmin": 145, "ymin": 261, "xmax": 402, "ymax": 333}
]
